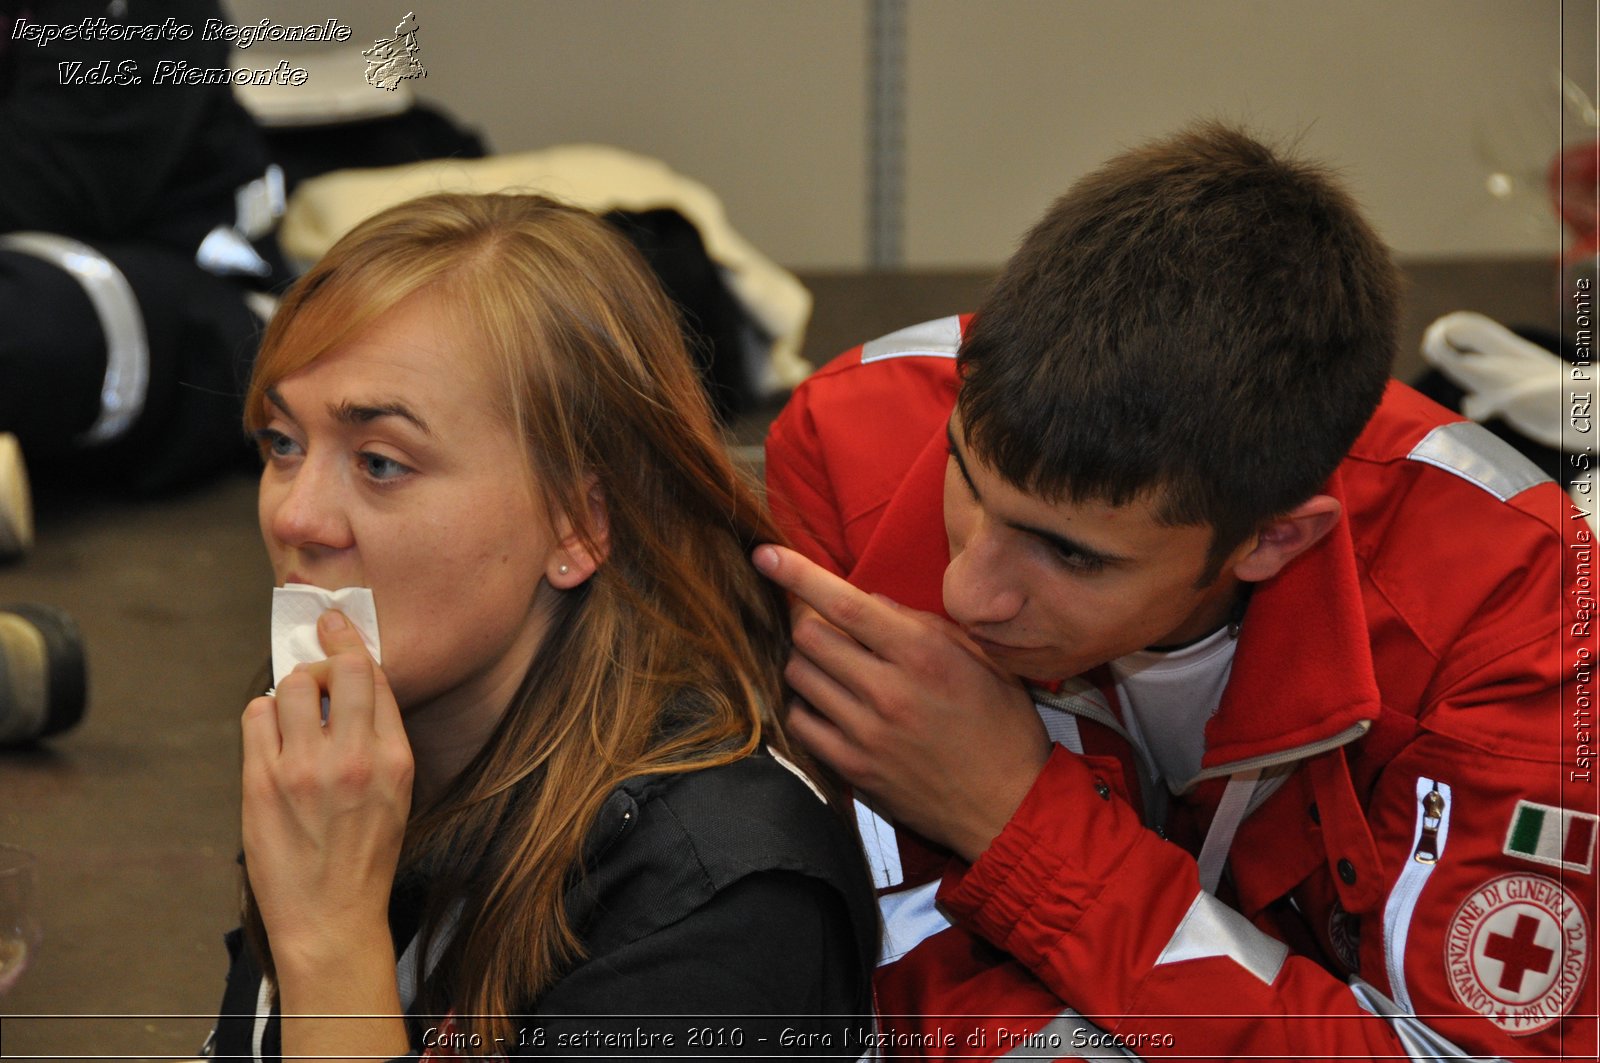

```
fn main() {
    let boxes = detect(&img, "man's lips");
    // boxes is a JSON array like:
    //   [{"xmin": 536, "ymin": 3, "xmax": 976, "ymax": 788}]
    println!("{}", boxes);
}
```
[{"xmin": 965, "ymin": 632, "xmax": 1038, "ymax": 656}]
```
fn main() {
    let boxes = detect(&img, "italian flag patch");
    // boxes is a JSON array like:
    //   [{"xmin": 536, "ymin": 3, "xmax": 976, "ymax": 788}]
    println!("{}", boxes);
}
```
[{"xmin": 1503, "ymin": 801, "xmax": 1597, "ymax": 873}]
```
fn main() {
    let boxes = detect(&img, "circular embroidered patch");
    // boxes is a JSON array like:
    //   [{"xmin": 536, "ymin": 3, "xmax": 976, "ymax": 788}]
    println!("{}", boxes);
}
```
[
  {"xmin": 1444, "ymin": 873, "xmax": 1589, "ymax": 1035},
  {"xmin": 1327, "ymin": 902, "xmax": 1361, "ymax": 973}
]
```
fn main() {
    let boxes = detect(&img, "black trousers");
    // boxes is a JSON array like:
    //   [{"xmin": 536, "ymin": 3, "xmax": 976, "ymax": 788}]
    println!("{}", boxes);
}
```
[{"xmin": 0, "ymin": 239, "xmax": 263, "ymax": 494}]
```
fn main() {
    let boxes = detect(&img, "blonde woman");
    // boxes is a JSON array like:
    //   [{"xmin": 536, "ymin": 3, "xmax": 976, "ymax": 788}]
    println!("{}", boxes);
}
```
[{"xmin": 206, "ymin": 194, "xmax": 875, "ymax": 1060}]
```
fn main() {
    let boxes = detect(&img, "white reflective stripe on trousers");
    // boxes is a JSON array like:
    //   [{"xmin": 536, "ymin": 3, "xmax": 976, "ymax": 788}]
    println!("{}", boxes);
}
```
[{"xmin": 0, "ymin": 232, "xmax": 149, "ymax": 444}]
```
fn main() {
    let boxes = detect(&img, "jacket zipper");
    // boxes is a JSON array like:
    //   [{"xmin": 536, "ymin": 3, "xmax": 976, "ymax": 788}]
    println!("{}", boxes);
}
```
[{"xmin": 1382, "ymin": 776, "xmax": 1452, "ymax": 1014}]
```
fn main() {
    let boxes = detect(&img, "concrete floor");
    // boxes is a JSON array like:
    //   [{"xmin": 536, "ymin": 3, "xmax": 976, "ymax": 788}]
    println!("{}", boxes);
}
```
[
  {"xmin": 0, "ymin": 261, "xmax": 1557, "ymax": 1060},
  {"xmin": 2, "ymin": 472, "xmax": 268, "ymax": 1058}
]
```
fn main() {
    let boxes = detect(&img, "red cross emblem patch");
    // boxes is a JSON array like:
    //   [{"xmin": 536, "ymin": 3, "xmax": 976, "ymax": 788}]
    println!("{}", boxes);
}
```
[{"xmin": 1444, "ymin": 873, "xmax": 1590, "ymax": 1034}]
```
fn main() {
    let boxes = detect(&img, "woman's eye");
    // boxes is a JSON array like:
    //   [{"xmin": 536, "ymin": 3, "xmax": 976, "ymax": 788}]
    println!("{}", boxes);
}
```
[
  {"xmin": 253, "ymin": 428, "xmax": 300, "ymax": 460},
  {"xmin": 359, "ymin": 452, "xmax": 411, "ymax": 482}
]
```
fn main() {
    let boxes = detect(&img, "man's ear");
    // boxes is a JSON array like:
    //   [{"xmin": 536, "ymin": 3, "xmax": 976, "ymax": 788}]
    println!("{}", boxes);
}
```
[
  {"xmin": 1230, "ymin": 495, "xmax": 1342, "ymax": 584},
  {"xmin": 547, "ymin": 479, "xmax": 610, "ymax": 589}
]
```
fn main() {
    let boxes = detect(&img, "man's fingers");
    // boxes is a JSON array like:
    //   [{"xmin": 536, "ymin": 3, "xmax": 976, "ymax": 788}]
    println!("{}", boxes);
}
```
[
  {"xmin": 784, "ymin": 645, "xmax": 871, "ymax": 738},
  {"xmin": 790, "ymin": 604, "xmax": 890, "ymax": 699},
  {"xmin": 785, "ymin": 699, "xmax": 869, "ymax": 786},
  {"xmin": 755, "ymin": 544, "xmax": 915, "ymax": 653}
]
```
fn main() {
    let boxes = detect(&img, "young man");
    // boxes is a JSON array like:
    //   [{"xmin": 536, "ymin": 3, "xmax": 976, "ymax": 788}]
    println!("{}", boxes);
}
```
[{"xmin": 758, "ymin": 125, "xmax": 1595, "ymax": 1059}]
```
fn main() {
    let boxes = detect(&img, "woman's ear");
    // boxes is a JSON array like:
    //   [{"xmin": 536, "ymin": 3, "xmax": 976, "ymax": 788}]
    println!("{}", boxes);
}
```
[
  {"xmin": 1230, "ymin": 494, "xmax": 1343, "ymax": 584},
  {"xmin": 547, "ymin": 478, "xmax": 610, "ymax": 589}
]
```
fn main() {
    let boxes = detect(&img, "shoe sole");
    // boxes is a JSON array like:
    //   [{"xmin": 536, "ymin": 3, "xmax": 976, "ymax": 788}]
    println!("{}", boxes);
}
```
[
  {"xmin": 0, "ymin": 434, "xmax": 33, "ymax": 558},
  {"xmin": 0, "ymin": 604, "xmax": 87, "ymax": 744}
]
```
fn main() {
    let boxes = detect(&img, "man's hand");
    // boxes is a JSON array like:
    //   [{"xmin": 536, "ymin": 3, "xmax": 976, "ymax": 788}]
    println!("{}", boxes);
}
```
[{"xmin": 754, "ymin": 544, "xmax": 1049, "ymax": 862}]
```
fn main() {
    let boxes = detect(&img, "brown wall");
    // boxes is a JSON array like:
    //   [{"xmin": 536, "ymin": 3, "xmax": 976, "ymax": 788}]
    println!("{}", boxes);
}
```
[{"xmin": 228, "ymin": 1, "xmax": 1591, "ymax": 268}]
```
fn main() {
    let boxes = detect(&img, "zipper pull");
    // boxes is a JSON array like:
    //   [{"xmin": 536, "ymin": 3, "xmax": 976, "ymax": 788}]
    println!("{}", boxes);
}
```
[{"xmin": 1413, "ymin": 788, "xmax": 1445, "ymax": 863}]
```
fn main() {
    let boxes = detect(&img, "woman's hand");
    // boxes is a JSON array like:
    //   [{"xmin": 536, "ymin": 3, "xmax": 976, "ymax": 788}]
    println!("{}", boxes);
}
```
[
  {"xmin": 241, "ymin": 609, "xmax": 414, "ymax": 1059},
  {"xmin": 242, "ymin": 608, "xmax": 413, "ymax": 958}
]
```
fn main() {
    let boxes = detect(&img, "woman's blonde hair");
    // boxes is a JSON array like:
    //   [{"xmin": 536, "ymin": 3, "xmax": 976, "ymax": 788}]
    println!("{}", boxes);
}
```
[{"xmin": 242, "ymin": 193, "xmax": 796, "ymax": 1042}]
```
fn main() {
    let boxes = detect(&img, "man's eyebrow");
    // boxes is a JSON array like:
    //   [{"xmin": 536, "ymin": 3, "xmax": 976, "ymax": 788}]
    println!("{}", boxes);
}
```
[
  {"xmin": 946, "ymin": 422, "xmax": 981, "ymax": 496},
  {"xmin": 946, "ymin": 420, "xmax": 1130, "ymax": 567}
]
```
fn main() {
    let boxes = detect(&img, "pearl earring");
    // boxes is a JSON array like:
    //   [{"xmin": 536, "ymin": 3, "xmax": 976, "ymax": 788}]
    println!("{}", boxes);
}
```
[{"xmin": 558, "ymin": 564, "xmax": 570, "ymax": 576}]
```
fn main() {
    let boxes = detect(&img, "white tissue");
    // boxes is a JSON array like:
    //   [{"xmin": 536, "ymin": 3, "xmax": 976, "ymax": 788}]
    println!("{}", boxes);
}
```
[{"xmin": 271, "ymin": 584, "xmax": 382, "ymax": 687}]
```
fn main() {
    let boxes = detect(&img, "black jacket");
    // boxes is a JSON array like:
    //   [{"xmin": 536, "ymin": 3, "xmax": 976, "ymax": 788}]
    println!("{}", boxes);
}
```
[{"xmin": 207, "ymin": 750, "xmax": 879, "ymax": 1060}]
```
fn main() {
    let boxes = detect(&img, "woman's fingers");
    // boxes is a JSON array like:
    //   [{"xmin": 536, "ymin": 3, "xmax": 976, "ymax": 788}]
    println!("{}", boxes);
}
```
[
  {"xmin": 273, "ymin": 666, "xmax": 327, "ymax": 751},
  {"xmin": 240, "ymin": 612, "xmax": 412, "ymax": 964},
  {"xmin": 240, "ymin": 694, "xmax": 282, "ymax": 766},
  {"xmin": 247, "ymin": 608, "xmax": 410, "ymax": 819},
  {"xmin": 269, "ymin": 611, "xmax": 385, "ymax": 742},
  {"xmin": 314, "ymin": 609, "xmax": 400, "ymax": 741},
  {"xmin": 314, "ymin": 609, "xmax": 371, "ymax": 660},
  {"xmin": 324, "ymin": 650, "xmax": 377, "ymax": 740},
  {"xmin": 368, "ymin": 663, "xmax": 406, "ymax": 743}
]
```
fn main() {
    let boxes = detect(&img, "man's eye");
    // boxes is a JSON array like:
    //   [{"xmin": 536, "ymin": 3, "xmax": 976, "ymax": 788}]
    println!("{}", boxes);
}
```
[{"xmin": 1053, "ymin": 547, "xmax": 1106, "ymax": 574}]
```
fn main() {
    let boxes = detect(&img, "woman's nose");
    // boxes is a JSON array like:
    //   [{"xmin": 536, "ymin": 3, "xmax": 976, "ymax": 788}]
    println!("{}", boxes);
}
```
[
  {"xmin": 264, "ymin": 457, "xmax": 353, "ymax": 552},
  {"xmin": 942, "ymin": 522, "xmax": 1025, "ymax": 627}
]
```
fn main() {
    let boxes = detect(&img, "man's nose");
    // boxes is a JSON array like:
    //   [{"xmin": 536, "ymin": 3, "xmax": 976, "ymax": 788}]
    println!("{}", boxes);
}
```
[{"xmin": 943, "ymin": 520, "xmax": 1025, "ymax": 627}]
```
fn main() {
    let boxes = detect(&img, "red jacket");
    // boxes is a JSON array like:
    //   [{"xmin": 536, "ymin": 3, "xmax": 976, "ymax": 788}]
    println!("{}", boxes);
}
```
[{"xmin": 766, "ymin": 315, "xmax": 1597, "ymax": 1061}]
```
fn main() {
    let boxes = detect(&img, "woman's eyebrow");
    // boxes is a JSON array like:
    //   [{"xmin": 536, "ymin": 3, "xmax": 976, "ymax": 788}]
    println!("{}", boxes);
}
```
[
  {"xmin": 331, "ymin": 398, "xmax": 434, "ymax": 437},
  {"xmin": 264, "ymin": 386, "xmax": 434, "ymax": 437},
  {"xmin": 264, "ymin": 386, "xmax": 294, "ymax": 419}
]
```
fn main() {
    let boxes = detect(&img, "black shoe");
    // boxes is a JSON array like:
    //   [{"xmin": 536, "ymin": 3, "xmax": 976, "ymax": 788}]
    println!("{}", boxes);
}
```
[{"xmin": 0, "ymin": 604, "xmax": 87, "ymax": 746}]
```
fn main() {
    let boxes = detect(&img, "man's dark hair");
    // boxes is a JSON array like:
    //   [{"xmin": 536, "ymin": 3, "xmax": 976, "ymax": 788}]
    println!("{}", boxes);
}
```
[{"xmin": 957, "ymin": 123, "xmax": 1401, "ymax": 580}]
